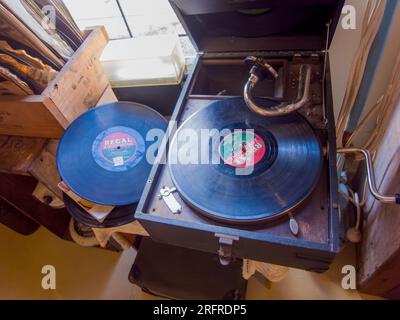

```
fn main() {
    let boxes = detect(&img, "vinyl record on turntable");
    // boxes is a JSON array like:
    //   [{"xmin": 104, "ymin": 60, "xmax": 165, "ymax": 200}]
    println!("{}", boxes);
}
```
[
  {"xmin": 57, "ymin": 102, "xmax": 168, "ymax": 206},
  {"xmin": 168, "ymin": 97, "xmax": 322, "ymax": 223}
]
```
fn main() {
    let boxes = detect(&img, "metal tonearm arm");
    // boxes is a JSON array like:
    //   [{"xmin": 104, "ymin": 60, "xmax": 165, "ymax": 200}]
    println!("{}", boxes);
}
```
[
  {"xmin": 243, "ymin": 56, "xmax": 312, "ymax": 117},
  {"xmin": 337, "ymin": 147, "xmax": 400, "ymax": 205}
]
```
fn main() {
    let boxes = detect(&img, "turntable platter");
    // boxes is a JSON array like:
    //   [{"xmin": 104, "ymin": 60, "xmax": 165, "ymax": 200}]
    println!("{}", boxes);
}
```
[{"xmin": 168, "ymin": 97, "xmax": 322, "ymax": 223}]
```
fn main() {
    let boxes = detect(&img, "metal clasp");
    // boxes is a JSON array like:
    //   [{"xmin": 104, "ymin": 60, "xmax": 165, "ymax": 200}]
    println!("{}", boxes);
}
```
[
  {"xmin": 158, "ymin": 186, "xmax": 182, "ymax": 214},
  {"xmin": 215, "ymin": 233, "xmax": 239, "ymax": 266}
]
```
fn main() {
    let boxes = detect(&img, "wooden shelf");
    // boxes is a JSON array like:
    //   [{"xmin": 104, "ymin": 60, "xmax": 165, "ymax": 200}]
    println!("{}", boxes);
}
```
[{"xmin": 0, "ymin": 26, "xmax": 110, "ymax": 139}]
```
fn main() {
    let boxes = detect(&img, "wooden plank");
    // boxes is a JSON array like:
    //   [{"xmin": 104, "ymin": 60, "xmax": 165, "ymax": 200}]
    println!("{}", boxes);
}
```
[
  {"xmin": 358, "ymin": 99, "xmax": 400, "ymax": 298},
  {"xmin": 45, "ymin": 139, "xmax": 59, "ymax": 156},
  {"xmin": 42, "ymin": 26, "xmax": 110, "ymax": 125},
  {"xmin": 0, "ymin": 95, "xmax": 64, "ymax": 138},
  {"xmin": 28, "ymin": 148, "xmax": 62, "ymax": 199},
  {"xmin": 0, "ymin": 135, "xmax": 46, "ymax": 175},
  {"xmin": 96, "ymin": 85, "xmax": 117, "ymax": 106}
]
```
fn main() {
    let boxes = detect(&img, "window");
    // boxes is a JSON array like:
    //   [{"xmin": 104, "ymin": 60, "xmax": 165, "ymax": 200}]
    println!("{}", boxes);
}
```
[
  {"xmin": 64, "ymin": 0, "xmax": 196, "ymax": 86},
  {"xmin": 63, "ymin": 0, "xmax": 130, "ymax": 40},
  {"xmin": 63, "ymin": 0, "xmax": 193, "ymax": 55}
]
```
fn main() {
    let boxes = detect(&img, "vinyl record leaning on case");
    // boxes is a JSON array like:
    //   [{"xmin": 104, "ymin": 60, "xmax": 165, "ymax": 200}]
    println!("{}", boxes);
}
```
[
  {"xmin": 57, "ymin": 102, "xmax": 168, "ymax": 206},
  {"xmin": 168, "ymin": 97, "xmax": 322, "ymax": 223},
  {"xmin": 63, "ymin": 194, "xmax": 137, "ymax": 228}
]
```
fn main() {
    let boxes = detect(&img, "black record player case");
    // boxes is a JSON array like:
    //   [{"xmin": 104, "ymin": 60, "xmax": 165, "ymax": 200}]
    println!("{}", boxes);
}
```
[{"xmin": 136, "ymin": 0, "xmax": 345, "ymax": 272}]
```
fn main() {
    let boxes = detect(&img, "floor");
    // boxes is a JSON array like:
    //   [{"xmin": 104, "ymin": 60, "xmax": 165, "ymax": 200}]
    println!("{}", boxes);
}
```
[{"xmin": 0, "ymin": 223, "xmax": 379, "ymax": 300}]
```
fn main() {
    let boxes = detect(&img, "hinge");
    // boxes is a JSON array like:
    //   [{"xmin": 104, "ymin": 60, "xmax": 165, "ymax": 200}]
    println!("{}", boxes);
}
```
[
  {"xmin": 310, "ymin": 53, "xmax": 320, "ymax": 61},
  {"xmin": 293, "ymin": 52, "xmax": 322, "ymax": 61}
]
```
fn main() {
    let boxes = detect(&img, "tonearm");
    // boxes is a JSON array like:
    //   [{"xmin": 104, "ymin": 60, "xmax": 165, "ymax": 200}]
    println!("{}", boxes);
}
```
[{"xmin": 243, "ymin": 56, "xmax": 312, "ymax": 117}]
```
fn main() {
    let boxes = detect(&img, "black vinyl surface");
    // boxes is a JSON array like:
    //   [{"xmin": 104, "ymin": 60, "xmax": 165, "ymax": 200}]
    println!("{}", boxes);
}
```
[
  {"xmin": 57, "ymin": 102, "xmax": 167, "ymax": 206},
  {"xmin": 63, "ymin": 194, "xmax": 137, "ymax": 228},
  {"xmin": 168, "ymin": 97, "xmax": 322, "ymax": 223}
]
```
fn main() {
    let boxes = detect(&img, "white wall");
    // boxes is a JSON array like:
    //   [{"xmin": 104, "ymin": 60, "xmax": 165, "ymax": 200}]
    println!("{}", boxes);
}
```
[
  {"xmin": 330, "ymin": 0, "xmax": 367, "ymax": 120},
  {"xmin": 330, "ymin": 0, "xmax": 400, "ymax": 144}
]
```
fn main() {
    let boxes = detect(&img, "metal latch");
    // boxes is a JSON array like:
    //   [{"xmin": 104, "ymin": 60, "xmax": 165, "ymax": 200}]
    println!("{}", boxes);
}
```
[
  {"xmin": 158, "ymin": 186, "xmax": 182, "ymax": 214},
  {"xmin": 215, "ymin": 233, "xmax": 239, "ymax": 266}
]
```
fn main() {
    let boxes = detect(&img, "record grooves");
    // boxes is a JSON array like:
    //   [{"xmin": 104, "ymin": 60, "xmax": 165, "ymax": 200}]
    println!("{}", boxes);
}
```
[
  {"xmin": 63, "ymin": 194, "xmax": 137, "ymax": 228},
  {"xmin": 168, "ymin": 97, "xmax": 322, "ymax": 224}
]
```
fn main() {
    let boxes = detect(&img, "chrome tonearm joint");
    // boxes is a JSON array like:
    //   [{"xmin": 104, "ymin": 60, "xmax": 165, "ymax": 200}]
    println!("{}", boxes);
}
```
[
  {"xmin": 243, "ymin": 56, "xmax": 312, "ymax": 117},
  {"xmin": 337, "ymin": 147, "xmax": 400, "ymax": 205}
]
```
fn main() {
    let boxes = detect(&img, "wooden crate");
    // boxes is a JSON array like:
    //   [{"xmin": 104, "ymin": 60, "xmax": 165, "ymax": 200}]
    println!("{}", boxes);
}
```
[
  {"xmin": 0, "ymin": 26, "xmax": 110, "ymax": 138},
  {"xmin": 0, "ymin": 24, "xmax": 117, "ymax": 199}
]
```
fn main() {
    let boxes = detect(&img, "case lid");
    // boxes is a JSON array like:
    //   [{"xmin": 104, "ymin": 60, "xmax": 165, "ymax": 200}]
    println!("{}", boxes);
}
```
[{"xmin": 170, "ymin": 0, "xmax": 345, "ymax": 52}]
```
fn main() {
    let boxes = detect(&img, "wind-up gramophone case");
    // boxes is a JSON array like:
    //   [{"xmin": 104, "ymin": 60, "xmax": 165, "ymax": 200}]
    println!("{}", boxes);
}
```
[{"xmin": 135, "ymin": 0, "xmax": 345, "ymax": 272}]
